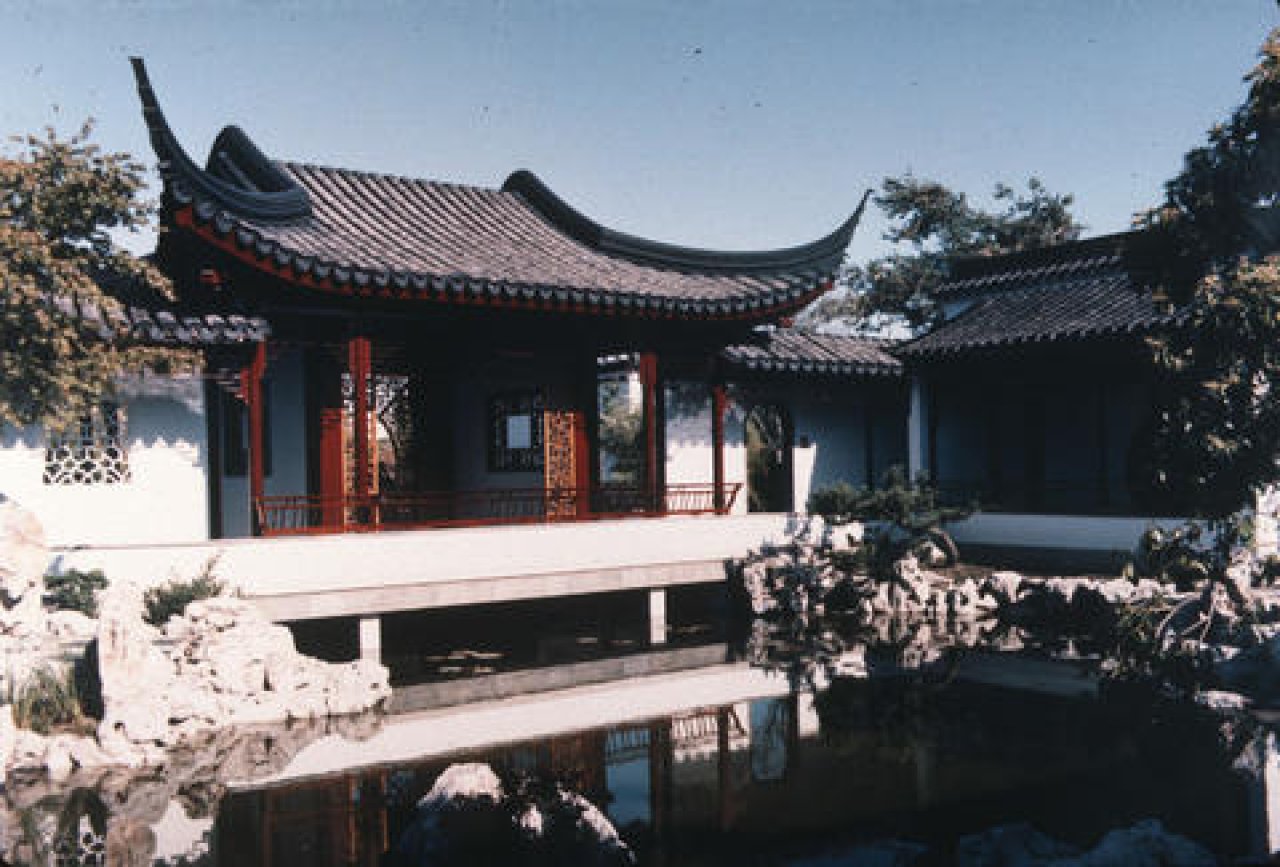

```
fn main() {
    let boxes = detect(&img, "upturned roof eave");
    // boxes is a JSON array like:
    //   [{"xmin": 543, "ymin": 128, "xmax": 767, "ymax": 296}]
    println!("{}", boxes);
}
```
[{"xmin": 130, "ymin": 58, "xmax": 866, "ymax": 322}]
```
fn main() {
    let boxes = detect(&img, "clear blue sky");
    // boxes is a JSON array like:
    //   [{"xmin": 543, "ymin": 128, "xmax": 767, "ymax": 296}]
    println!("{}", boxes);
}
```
[{"xmin": 1, "ymin": 1, "xmax": 1276, "ymax": 261}]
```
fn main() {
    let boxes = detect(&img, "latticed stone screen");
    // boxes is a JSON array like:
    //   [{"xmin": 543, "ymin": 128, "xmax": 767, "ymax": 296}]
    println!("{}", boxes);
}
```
[{"xmin": 43, "ymin": 402, "xmax": 131, "ymax": 485}]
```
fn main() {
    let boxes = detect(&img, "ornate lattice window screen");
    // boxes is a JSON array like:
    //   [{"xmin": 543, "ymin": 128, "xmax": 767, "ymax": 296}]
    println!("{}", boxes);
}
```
[
  {"xmin": 488, "ymin": 391, "xmax": 544, "ymax": 472},
  {"xmin": 43, "ymin": 402, "xmax": 131, "ymax": 485}
]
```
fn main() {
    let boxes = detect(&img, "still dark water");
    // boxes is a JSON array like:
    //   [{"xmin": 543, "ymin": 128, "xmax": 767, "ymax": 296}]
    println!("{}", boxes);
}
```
[
  {"xmin": 0, "ymin": 584, "xmax": 1264, "ymax": 866},
  {"xmin": 217, "ymin": 682, "xmax": 1250, "ymax": 866},
  {"xmin": 5, "ymin": 653, "xmax": 1260, "ymax": 866}
]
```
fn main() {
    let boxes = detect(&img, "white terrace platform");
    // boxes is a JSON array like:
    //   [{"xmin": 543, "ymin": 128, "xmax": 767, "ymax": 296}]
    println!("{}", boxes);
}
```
[{"xmin": 51, "ymin": 513, "xmax": 821, "ymax": 656}]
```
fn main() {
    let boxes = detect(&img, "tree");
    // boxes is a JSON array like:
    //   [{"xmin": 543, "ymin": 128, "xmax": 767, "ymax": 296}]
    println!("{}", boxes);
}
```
[
  {"xmin": 1136, "ymin": 28, "xmax": 1280, "ymax": 517},
  {"xmin": 597, "ymin": 379, "xmax": 643, "ymax": 483},
  {"xmin": 0, "ymin": 121, "xmax": 186, "ymax": 431},
  {"xmin": 806, "ymin": 175, "xmax": 1082, "ymax": 330}
]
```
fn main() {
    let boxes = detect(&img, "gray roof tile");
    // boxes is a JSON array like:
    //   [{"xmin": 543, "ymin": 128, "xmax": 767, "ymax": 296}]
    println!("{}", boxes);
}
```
[
  {"xmin": 723, "ymin": 330, "xmax": 902, "ymax": 376},
  {"xmin": 901, "ymin": 236, "xmax": 1175, "ymax": 357},
  {"xmin": 131, "ymin": 58, "xmax": 867, "ymax": 322}
]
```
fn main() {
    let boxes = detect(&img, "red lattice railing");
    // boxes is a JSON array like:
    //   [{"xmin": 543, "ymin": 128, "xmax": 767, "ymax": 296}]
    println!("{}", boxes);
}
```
[{"xmin": 254, "ymin": 482, "xmax": 742, "ymax": 537}]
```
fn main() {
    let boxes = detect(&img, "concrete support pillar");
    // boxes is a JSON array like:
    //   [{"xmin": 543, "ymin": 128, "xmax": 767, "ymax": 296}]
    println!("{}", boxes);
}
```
[
  {"xmin": 358, "ymin": 615, "xmax": 382, "ymax": 663},
  {"xmin": 648, "ymin": 588, "xmax": 667, "ymax": 646},
  {"xmin": 907, "ymin": 376, "xmax": 929, "ymax": 480}
]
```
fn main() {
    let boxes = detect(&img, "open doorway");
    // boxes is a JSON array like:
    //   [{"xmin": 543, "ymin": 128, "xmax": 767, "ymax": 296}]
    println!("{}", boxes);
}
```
[{"xmin": 745, "ymin": 403, "xmax": 793, "ymax": 512}]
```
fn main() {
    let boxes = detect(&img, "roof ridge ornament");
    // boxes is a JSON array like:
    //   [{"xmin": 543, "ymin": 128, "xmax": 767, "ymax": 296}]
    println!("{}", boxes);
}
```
[
  {"xmin": 130, "ymin": 58, "xmax": 312, "ymax": 223},
  {"xmin": 503, "ymin": 169, "xmax": 871, "ymax": 275}
]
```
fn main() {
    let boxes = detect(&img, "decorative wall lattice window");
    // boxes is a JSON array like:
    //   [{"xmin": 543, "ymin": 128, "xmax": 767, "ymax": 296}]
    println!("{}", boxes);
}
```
[
  {"xmin": 488, "ymin": 391, "xmax": 544, "ymax": 472},
  {"xmin": 43, "ymin": 402, "xmax": 131, "ymax": 485}
]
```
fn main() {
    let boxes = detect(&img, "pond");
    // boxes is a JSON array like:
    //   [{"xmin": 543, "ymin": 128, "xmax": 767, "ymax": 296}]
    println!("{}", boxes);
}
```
[{"xmin": 1, "ymin": 628, "xmax": 1267, "ymax": 866}]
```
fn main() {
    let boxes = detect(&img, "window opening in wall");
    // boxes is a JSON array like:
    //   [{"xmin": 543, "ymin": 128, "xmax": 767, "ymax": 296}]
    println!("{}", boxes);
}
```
[
  {"xmin": 373, "ymin": 374, "xmax": 411, "ymax": 492},
  {"xmin": 745, "ymin": 403, "xmax": 794, "ymax": 512},
  {"xmin": 597, "ymin": 355, "xmax": 643, "ymax": 484},
  {"xmin": 488, "ymin": 391, "xmax": 544, "ymax": 472},
  {"xmin": 43, "ymin": 401, "xmax": 131, "ymax": 485}
]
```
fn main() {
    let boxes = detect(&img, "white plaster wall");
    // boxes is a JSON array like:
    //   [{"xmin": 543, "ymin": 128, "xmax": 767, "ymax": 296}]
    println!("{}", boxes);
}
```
[
  {"xmin": 663, "ymin": 381, "xmax": 748, "ymax": 514},
  {"xmin": 0, "ymin": 374, "xmax": 210, "ymax": 547},
  {"xmin": 791, "ymin": 391, "xmax": 865, "ymax": 510},
  {"xmin": 220, "ymin": 348, "xmax": 310, "ymax": 538},
  {"xmin": 664, "ymin": 380, "xmax": 908, "ymax": 516},
  {"xmin": 948, "ymin": 512, "xmax": 1188, "ymax": 554}
]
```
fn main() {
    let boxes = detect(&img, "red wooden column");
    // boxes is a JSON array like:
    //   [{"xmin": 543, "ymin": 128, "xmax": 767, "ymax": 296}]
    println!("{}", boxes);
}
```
[
  {"xmin": 574, "ymin": 352, "xmax": 599, "ymax": 518},
  {"xmin": 242, "ymin": 341, "xmax": 267, "ymax": 535},
  {"xmin": 639, "ymin": 351, "xmax": 665, "ymax": 512},
  {"xmin": 348, "ymin": 336, "xmax": 374, "ymax": 523},
  {"xmin": 711, "ymin": 381, "xmax": 728, "ymax": 513}
]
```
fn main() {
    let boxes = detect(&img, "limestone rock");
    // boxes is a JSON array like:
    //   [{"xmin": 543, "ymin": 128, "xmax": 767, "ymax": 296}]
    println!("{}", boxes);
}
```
[
  {"xmin": 46, "ymin": 609, "xmax": 97, "ymax": 641},
  {"xmin": 917, "ymin": 539, "xmax": 950, "ymax": 569},
  {"xmin": 96, "ymin": 581, "xmax": 176, "ymax": 751},
  {"xmin": 0, "ymin": 495, "xmax": 48, "ymax": 636},
  {"xmin": 981, "ymin": 572, "xmax": 1025, "ymax": 608},
  {"xmin": 91, "ymin": 584, "xmax": 389, "ymax": 758}
]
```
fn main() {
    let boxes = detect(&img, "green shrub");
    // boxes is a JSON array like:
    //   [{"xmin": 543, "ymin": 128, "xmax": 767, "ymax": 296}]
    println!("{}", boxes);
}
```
[
  {"xmin": 43, "ymin": 568, "xmax": 108, "ymax": 618},
  {"xmin": 143, "ymin": 575, "xmax": 226, "ymax": 627},
  {"xmin": 808, "ymin": 466, "xmax": 973, "ymax": 570},
  {"xmin": 143, "ymin": 556, "xmax": 226, "ymax": 626},
  {"xmin": 12, "ymin": 665, "xmax": 90, "ymax": 735}
]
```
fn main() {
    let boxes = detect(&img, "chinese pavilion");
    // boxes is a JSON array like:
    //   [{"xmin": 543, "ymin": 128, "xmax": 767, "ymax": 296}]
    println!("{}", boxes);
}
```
[{"xmin": 130, "ymin": 59, "xmax": 869, "ymax": 537}]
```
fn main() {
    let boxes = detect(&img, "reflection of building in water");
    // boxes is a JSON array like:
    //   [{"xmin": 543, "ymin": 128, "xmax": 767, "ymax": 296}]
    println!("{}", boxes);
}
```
[
  {"xmin": 38, "ymin": 663, "xmax": 1256, "ymax": 865},
  {"xmin": 212, "ymin": 668, "xmax": 793, "ymax": 866}
]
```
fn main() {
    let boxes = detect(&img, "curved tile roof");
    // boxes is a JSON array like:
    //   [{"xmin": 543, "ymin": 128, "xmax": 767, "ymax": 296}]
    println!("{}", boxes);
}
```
[
  {"xmin": 131, "ymin": 59, "xmax": 866, "ymax": 322},
  {"xmin": 901, "ymin": 236, "xmax": 1178, "ymax": 358},
  {"xmin": 722, "ymin": 329, "xmax": 902, "ymax": 377},
  {"xmin": 85, "ymin": 269, "xmax": 270, "ymax": 346},
  {"xmin": 935, "ymin": 233, "xmax": 1133, "ymax": 299}
]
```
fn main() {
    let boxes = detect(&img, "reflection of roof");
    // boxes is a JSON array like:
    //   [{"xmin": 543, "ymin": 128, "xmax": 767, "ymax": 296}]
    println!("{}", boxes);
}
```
[
  {"xmin": 132, "ymin": 59, "xmax": 867, "ymax": 323},
  {"xmin": 722, "ymin": 329, "xmax": 902, "ymax": 377},
  {"xmin": 901, "ymin": 234, "xmax": 1177, "ymax": 358}
]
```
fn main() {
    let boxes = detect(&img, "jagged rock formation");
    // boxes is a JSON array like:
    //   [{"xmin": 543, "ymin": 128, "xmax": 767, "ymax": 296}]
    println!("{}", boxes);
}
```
[
  {"xmin": 94, "ymin": 586, "xmax": 391, "ymax": 760},
  {"xmin": 0, "ymin": 496, "xmax": 391, "ymax": 776},
  {"xmin": 0, "ymin": 494, "xmax": 48, "ymax": 637}
]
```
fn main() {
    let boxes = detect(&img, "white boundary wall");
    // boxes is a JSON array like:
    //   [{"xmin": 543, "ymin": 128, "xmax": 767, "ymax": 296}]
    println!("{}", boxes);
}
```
[
  {"xmin": 947, "ymin": 512, "xmax": 1188, "ymax": 556},
  {"xmin": 0, "ymin": 374, "xmax": 210, "ymax": 547}
]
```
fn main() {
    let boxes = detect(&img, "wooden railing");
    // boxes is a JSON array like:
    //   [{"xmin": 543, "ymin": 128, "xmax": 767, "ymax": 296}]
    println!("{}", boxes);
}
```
[{"xmin": 254, "ymin": 482, "xmax": 742, "ymax": 537}]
